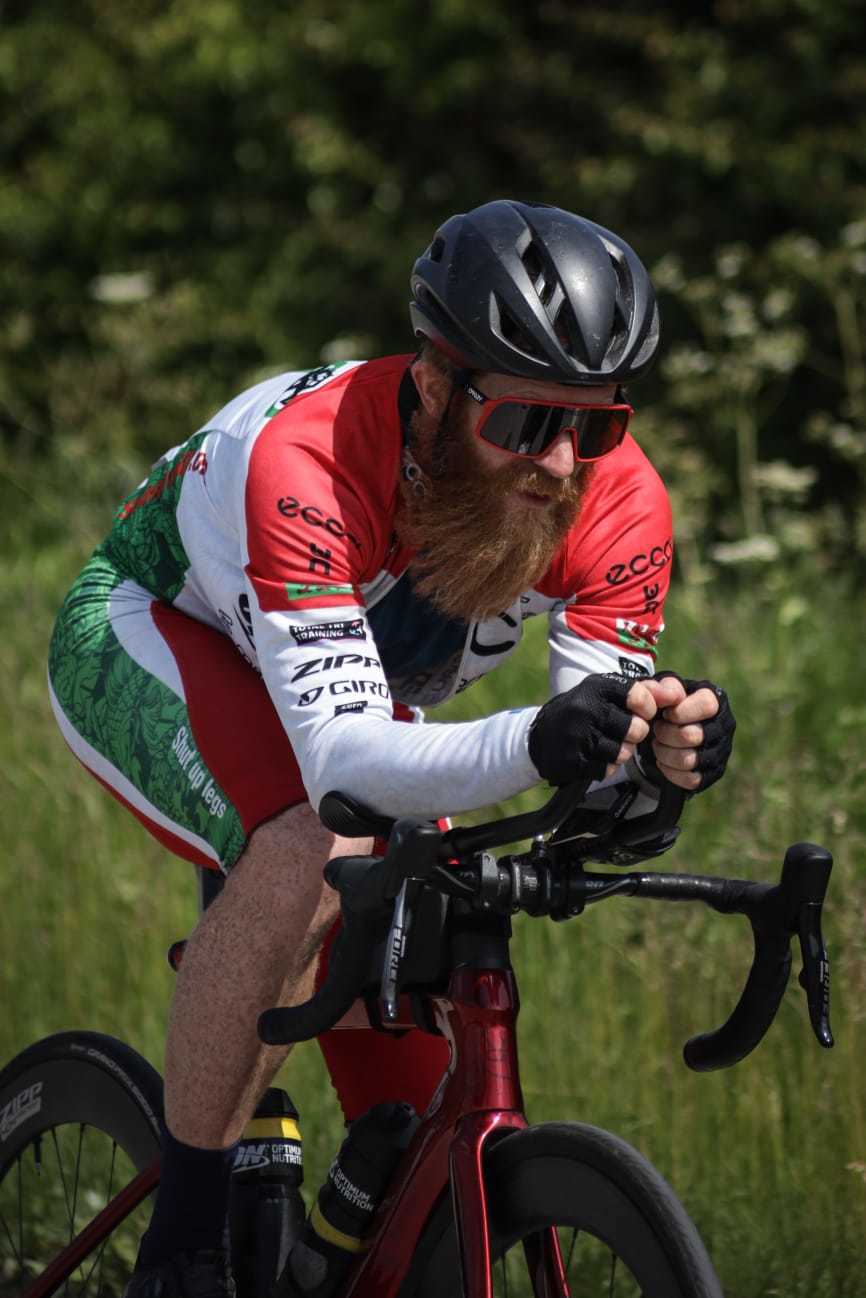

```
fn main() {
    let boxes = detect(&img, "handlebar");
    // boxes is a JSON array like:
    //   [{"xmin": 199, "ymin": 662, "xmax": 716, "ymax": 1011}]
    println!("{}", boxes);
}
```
[
  {"xmin": 587, "ymin": 842, "xmax": 833, "ymax": 1070},
  {"xmin": 258, "ymin": 787, "xmax": 834, "ymax": 1073}
]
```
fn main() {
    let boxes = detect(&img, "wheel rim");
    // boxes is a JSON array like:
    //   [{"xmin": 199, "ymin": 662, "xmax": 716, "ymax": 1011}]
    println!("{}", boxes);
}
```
[{"xmin": 0, "ymin": 1122, "xmax": 150, "ymax": 1297}]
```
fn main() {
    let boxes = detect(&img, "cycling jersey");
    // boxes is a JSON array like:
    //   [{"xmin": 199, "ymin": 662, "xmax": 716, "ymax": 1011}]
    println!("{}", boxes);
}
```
[{"xmin": 52, "ymin": 355, "xmax": 672, "ymax": 823}]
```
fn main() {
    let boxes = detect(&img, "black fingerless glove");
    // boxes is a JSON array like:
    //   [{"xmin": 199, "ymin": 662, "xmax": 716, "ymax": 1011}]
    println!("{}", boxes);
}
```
[
  {"xmin": 640, "ymin": 671, "xmax": 736, "ymax": 793},
  {"xmin": 528, "ymin": 673, "xmax": 634, "ymax": 786}
]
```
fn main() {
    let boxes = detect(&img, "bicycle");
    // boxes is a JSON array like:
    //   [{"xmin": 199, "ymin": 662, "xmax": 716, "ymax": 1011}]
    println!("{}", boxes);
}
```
[{"xmin": 0, "ymin": 775, "xmax": 834, "ymax": 1297}]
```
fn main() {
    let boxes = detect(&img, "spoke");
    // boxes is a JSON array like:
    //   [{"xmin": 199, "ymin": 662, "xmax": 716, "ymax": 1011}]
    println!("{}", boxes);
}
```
[
  {"xmin": 563, "ymin": 1228, "xmax": 578, "ymax": 1278},
  {"xmin": 80, "ymin": 1138, "xmax": 119, "ymax": 1297},
  {"xmin": 0, "ymin": 1196, "xmax": 23, "ymax": 1266},
  {"xmin": 608, "ymin": 1248, "xmax": 617, "ymax": 1297},
  {"xmin": 66, "ymin": 1124, "xmax": 87, "ymax": 1297},
  {"xmin": 51, "ymin": 1125, "xmax": 75, "ymax": 1236},
  {"xmin": 50, "ymin": 1124, "xmax": 84, "ymax": 1297},
  {"xmin": 70, "ymin": 1124, "xmax": 85, "ymax": 1240},
  {"xmin": 82, "ymin": 1238, "xmax": 112, "ymax": 1298}
]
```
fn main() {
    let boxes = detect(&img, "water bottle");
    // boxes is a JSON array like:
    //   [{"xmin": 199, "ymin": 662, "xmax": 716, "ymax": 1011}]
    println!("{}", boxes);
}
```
[
  {"xmin": 276, "ymin": 1100, "xmax": 418, "ymax": 1297},
  {"xmin": 229, "ymin": 1087, "xmax": 306, "ymax": 1298}
]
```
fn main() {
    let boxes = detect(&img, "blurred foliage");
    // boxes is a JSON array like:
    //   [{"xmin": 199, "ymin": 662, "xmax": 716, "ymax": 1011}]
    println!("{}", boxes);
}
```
[
  {"xmin": 2, "ymin": 9, "xmax": 865, "ymax": 1287},
  {"xmin": 1, "ymin": 0, "xmax": 865, "ymax": 571}
]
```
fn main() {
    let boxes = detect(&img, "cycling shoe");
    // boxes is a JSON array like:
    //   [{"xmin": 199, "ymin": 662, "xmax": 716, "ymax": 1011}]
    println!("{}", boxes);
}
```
[{"xmin": 123, "ymin": 1248, "xmax": 236, "ymax": 1298}]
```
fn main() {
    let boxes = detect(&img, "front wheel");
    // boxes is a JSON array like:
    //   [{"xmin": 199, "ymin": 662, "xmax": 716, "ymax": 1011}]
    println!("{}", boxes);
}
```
[
  {"xmin": 0, "ymin": 1031, "xmax": 163, "ymax": 1297},
  {"xmin": 404, "ymin": 1122, "xmax": 723, "ymax": 1297}
]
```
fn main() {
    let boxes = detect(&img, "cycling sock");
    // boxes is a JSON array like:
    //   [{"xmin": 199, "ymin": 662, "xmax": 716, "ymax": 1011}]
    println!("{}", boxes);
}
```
[{"xmin": 136, "ymin": 1122, "xmax": 237, "ymax": 1266}]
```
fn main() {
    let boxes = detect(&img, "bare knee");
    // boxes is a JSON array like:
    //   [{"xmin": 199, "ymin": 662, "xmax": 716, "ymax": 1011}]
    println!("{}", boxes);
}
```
[{"xmin": 218, "ymin": 802, "xmax": 373, "ymax": 948}]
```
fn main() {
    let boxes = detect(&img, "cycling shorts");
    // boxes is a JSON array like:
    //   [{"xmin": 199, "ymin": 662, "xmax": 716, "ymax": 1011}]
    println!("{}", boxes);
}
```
[{"xmin": 48, "ymin": 550, "xmax": 312, "ymax": 872}]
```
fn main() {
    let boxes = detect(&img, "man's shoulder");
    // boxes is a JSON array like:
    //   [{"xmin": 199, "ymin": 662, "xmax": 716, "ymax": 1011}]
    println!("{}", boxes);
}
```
[
  {"xmin": 199, "ymin": 354, "xmax": 413, "ymax": 441},
  {"xmin": 243, "ymin": 355, "xmax": 413, "ymax": 577},
  {"xmin": 538, "ymin": 432, "xmax": 672, "ymax": 598},
  {"xmin": 255, "ymin": 354, "xmax": 410, "ymax": 445},
  {"xmin": 588, "ymin": 430, "xmax": 667, "ymax": 501},
  {"xmin": 570, "ymin": 432, "xmax": 669, "ymax": 536}
]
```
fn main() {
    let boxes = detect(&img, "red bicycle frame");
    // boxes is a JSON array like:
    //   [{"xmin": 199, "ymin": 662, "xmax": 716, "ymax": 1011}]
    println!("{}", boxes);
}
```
[
  {"xmin": 342, "ymin": 964, "xmax": 569, "ymax": 1298},
  {"xmin": 25, "ymin": 962, "xmax": 567, "ymax": 1298}
]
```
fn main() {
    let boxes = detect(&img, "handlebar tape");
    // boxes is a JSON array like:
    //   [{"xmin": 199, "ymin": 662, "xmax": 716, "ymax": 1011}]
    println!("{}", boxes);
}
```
[{"xmin": 683, "ymin": 929, "xmax": 792, "ymax": 1071}]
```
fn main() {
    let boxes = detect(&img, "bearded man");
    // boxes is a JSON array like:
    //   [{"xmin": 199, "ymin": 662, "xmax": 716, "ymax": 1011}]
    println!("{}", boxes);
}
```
[{"xmin": 48, "ymin": 199, "xmax": 736, "ymax": 1296}]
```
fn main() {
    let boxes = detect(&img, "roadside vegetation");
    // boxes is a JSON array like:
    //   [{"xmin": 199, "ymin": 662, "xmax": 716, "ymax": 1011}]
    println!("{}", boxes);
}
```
[
  {"xmin": 1, "ymin": 444, "xmax": 863, "ymax": 1295},
  {"xmin": 2, "ymin": 3, "xmax": 864, "ymax": 1291}
]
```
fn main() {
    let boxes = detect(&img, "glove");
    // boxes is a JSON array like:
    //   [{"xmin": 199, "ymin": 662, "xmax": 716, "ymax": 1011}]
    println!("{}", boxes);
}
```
[
  {"xmin": 639, "ymin": 671, "xmax": 736, "ymax": 793},
  {"xmin": 528, "ymin": 673, "xmax": 634, "ymax": 786}
]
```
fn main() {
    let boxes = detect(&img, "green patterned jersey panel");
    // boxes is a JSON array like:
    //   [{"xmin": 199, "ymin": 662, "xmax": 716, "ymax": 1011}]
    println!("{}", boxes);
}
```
[
  {"xmin": 101, "ymin": 430, "xmax": 211, "ymax": 602},
  {"xmin": 48, "ymin": 551, "xmax": 247, "ymax": 867}
]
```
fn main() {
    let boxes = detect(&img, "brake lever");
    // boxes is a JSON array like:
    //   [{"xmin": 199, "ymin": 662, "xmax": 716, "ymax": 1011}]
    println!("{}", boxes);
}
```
[
  {"xmin": 380, "ymin": 879, "xmax": 415, "ymax": 1022},
  {"xmin": 797, "ymin": 906, "xmax": 833, "ymax": 1048},
  {"xmin": 783, "ymin": 843, "xmax": 834, "ymax": 1049}
]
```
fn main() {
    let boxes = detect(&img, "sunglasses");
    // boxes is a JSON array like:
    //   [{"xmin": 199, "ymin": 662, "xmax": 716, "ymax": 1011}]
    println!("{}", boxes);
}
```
[{"xmin": 461, "ymin": 379, "xmax": 632, "ymax": 463}]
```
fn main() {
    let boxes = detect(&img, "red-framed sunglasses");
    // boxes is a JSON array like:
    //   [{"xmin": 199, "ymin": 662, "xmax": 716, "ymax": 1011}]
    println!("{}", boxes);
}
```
[{"xmin": 461, "ymin": 378, "xmax": 632, "ymax": 462}]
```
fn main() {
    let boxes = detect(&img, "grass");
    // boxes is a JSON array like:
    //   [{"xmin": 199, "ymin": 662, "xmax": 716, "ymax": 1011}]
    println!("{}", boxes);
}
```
[{"xmin": 1, "ymin": 444, "xmax": 864, "ymax": 1294}]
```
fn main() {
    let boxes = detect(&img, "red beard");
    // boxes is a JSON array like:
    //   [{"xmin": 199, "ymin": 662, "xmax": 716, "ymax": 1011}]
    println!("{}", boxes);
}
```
[{"xmin": 395, "ymin": 407, "xmax": 592, "ymax": 621}]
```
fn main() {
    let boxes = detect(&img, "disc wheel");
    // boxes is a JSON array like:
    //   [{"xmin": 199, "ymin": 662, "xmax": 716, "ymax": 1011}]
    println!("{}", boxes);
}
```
[
  {"xmin": 0, "ymin": 1031, "xmax": 163, "ymax": 1297},
  {"xmin": 403, "ymin": 1122, "xmax": 723, "ymax": 1297}
]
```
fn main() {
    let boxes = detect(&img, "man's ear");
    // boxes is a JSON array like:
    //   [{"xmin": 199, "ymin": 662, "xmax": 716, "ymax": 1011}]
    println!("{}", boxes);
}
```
[{"xmin": 411, "ymin": 355, "xmax": 451, "ymax": 419}]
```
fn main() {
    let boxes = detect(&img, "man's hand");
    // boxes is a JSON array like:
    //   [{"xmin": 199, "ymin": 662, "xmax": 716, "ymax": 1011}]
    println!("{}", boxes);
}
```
[
  {"xmin": 604, "ymin": 674, "xmax": 685, "ymax": 780},
  {"xmin": 641, "ymin": 672, "xmax": 736, "ymax": 793},
  {"xmin": 529, "ymin": 672, "xmax": 671, "ymax": 787}
]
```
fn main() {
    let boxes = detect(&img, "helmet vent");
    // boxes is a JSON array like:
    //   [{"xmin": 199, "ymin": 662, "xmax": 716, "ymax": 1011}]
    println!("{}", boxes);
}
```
[
  {"xmin": 496, "ymin": 295, "xmax": 545, "ymax": 361},
  {"xmin": 606, "ymin": 302, "xmax": 628, "ymax": 361},
  {"xmin": 521, "ymin": 243, "xmax": 556, "ymax": 307},
  {"xmin": 428, "ymin": 236, "xmax": 446, "ymax": 263},
  {"xmin": 605, "ymin": 253, "xmax": 634, "ymax": 363},
  {"xmin": 553, "ymin": 301, "xmax": 577, "ymax": 357}
]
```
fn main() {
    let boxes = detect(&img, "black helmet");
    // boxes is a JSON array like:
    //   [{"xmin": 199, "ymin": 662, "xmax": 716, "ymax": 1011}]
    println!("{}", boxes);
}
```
[{"xmin": 409, "ymin": 199, "xmax": 659, "ymax": 384}]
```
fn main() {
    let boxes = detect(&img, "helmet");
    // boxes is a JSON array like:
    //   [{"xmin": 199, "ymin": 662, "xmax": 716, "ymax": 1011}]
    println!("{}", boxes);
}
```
[{"xmin": 409, "ymin": 199, "xmax": 659, "ymax": 385}]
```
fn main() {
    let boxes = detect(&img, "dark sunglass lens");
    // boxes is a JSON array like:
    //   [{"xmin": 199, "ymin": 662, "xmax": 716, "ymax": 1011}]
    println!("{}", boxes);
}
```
[
  {"xmin": 481, "ymin": 403, "xmax": 569, "ymax": 455},
  {"xmin": 478, "ymin": 401, "xmax": 629, "ymax": 460},
  {"xmin": 570, "ymin": 408, "xmax": 629, "ymax": 460},
  {"xmin": 519, "ymin": 405, "xmax": 569, "ymax": 455}
]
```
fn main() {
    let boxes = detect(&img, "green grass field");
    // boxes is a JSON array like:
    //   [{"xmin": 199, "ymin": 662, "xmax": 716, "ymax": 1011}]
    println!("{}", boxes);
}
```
[{"xmin": 1, "ymin": 449, "xmax": 864, "ymax": 1295}]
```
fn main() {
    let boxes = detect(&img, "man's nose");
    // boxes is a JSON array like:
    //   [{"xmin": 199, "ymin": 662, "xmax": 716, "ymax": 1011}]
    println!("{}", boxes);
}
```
[{"xmin": 534, "ymin": 430, "xmax": 576, "ymax": 478}]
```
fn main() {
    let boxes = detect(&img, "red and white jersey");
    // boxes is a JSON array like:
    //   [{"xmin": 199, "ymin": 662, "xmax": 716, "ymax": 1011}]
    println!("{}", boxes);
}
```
[{"xmin": 103, "ymin": 356, "xmax": 673, "ymax": 817}]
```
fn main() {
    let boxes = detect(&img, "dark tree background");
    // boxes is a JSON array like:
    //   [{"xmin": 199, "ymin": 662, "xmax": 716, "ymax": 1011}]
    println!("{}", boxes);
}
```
[{"xmin": 2, "ymin": 0, "xmax": 865, "ymax": 566}]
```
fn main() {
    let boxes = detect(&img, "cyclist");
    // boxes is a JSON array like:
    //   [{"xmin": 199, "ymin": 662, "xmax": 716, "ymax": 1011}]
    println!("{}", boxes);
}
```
[{"xmin": 48, "ymin": 199, "xmax": 735, "ymax": 1296}]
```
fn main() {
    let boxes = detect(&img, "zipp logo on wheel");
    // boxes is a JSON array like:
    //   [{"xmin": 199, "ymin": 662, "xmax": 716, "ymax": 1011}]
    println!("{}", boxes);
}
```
[{"xmin": 0, "ymin": 1082, "xmax": 42, "ymax": 1142}]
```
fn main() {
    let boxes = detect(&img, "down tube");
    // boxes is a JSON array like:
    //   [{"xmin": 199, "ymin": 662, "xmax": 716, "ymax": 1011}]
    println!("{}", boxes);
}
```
[{"xmin": 23, "ymin": 1161, "xmax": 160, "ymax": 1298}]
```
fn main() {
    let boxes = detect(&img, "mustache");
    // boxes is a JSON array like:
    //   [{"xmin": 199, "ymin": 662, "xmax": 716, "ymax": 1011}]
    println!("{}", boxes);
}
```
[{"xmin": 495, "ymin": 460, "xmax": 583, "ymax": 503}]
